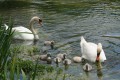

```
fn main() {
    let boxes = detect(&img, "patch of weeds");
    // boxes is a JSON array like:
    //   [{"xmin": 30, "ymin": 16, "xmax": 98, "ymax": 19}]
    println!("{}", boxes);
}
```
[
  {"xmin": 8, "ymin": 59, "xmax": 54, "ymax": 75},
  {"xmin": 10, "ymin": 45, "xmax": 40, "ymax": 56}
]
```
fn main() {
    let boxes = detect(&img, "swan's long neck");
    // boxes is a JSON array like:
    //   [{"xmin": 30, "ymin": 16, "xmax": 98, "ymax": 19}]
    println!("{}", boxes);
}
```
[
  {"xmin": 29, "ymin": 20, "xmax": 39, "ymax": 40},
  {"xmin": 96, "ymin": 43, "xmax": 102, "ymax": 62},
  {"xmin": 96, "ymin": 52, "xmax": 100, "ymax": 62}
]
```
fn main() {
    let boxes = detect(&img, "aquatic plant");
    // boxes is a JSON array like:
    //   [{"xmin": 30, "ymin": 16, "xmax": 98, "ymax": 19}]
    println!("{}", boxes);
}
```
[{"xmin": 0, "ymin": 17, "xmax": 14, "ymax": 79}]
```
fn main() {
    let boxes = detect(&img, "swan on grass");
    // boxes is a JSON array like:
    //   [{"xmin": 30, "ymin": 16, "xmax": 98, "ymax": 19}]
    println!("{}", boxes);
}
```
[
  {"xmin": 4, "ymin": 16, "xmax": 42, "ymax": 40},
  {"xmin": 80, "ymin": 36, "xmax": 106, "ymax": 62}
]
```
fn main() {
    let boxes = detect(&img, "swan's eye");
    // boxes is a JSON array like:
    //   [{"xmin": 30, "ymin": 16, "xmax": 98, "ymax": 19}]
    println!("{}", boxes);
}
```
[{"xmin": 39, "ymin": 19, "xmax": 42, "ymax": 22}]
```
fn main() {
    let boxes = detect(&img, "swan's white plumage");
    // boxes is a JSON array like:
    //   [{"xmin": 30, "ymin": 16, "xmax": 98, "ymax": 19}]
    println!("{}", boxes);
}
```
[
  {"xmin": 80, "ymin": 36, "xmax": 106, "ymax": 62},
  {"xmin": 4, "ymin": 16, "xmax": 41, "ymax": 40},
  {"xmin": 12, "ymin": 26, "xmax": 34, "ymax": 40}
]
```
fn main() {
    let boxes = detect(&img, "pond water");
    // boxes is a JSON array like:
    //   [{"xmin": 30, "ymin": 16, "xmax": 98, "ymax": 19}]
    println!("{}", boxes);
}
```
[{"xmin": 0, "ymin": 0, "xmax": 120, "ymax": 80}]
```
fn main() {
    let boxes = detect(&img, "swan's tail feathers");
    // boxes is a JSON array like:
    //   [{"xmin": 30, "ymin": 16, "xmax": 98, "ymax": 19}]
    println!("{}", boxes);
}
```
[
  {"xmin": 4, "ymin": 24, "xmax": 9, "ymax": 30},
  {"xmin": 80, "ymin": 36, "xmax": 87, "ymax": 44}
]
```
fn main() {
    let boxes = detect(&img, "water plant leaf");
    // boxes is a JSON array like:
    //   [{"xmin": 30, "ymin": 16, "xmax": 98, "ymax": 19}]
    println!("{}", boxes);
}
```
[
  {"xmin": 32, "ymin": 58, "xmax": 39, "ymax": 80},
  {"xmin": 21, "ymin": 69, "xmax": 27, "ymax": 80}
]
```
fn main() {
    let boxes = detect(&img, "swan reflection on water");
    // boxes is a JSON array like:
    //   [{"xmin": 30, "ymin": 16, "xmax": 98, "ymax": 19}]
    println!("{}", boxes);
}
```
[
  {"xmin": 11, "ymin": 39, "xmax": 39, "ymax": 45},
  {"xmin": 96, "ymin": 62, "xmax": 103, "ymax": 80}
]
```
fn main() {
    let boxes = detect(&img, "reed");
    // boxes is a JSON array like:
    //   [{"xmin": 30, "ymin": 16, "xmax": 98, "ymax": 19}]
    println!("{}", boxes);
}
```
[{"xmin": 0, "ymin": 17, "xmax": 14, "ymax": 79}]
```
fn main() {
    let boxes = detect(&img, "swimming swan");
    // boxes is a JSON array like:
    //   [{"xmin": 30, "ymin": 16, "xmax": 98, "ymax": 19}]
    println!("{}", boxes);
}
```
[
  {"xmin": 80, "ymin": 36, "xmax": 106, "ymax": 62},
  {"xmin": 4, "ymin": 16, "xmax": 42, "ymax": 40}
]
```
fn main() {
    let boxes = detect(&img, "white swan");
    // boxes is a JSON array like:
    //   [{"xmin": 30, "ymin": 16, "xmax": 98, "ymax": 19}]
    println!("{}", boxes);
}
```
[
  {"xmin": 80, "ymin": 36, "xmax": 106, "ymax": 62},
  {"xmin": 4, "ymin": 16, "xmax": 42, "ymax": 40}
]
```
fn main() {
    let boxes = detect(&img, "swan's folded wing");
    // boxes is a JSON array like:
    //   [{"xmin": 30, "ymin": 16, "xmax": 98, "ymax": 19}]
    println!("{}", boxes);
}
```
[
  {"xmin": 12, "ymin": 26, "xmax": 32, "ymax": 33},
  {"xmin": 81, "ymin": 42, "xmax": 97, "ymax": 62},
  {"xmin": 12, "ymin": 26, "xmax": 34, "ymax": 40}
]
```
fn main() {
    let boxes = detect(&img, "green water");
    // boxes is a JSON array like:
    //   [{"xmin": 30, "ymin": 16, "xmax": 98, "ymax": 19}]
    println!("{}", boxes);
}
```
[{"xmin": 0, "ymin": 0, "xmax": 120, "ymax": 80}]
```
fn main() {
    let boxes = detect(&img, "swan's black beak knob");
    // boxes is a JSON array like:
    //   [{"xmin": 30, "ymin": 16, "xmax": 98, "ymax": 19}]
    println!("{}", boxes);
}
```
[{"xmin": 39, "ymin": 19, "xmax": 42, "ymax": 26}]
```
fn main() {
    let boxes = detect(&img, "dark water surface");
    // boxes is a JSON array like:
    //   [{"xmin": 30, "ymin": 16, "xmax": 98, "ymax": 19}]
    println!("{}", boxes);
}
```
[{"xmin": 0, "ymin": 0, "xmax": 120, "ymax": 80}]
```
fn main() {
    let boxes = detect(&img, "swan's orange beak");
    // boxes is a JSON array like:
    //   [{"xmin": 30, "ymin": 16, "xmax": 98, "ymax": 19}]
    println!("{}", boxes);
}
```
[
  {"xmin": 96, "ymin": 53, "xmax": 100, "ymax": 62},
  {"xmin": 39, "ymin": 19, "xmax": 42, "ymax": 26},
  {"xmin": 96, "ymin": 56, "xmax": 100, "ymax": 62},
  {"xmin": 96, "ymin": 44, "xmax": 102, "ymax": 62}
]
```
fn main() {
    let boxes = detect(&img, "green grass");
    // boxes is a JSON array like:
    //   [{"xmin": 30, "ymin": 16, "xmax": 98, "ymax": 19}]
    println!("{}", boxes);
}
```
[{"xmin": 0, "ymin": 17, "xmax": 14, "ymax": 79}]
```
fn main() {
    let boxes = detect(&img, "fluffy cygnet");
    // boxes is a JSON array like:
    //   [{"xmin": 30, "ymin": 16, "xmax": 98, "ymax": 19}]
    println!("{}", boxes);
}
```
[
  {"xmin": 54, "ymin": 57, "xmax": 62, "ymax": 65},
  {"xmin": 44, "ymin": 41, "xmax": 55, "ymax": 49},
  {"xmin": 73, "ymin": 56, "xmax": 82, "ymax": 63},
  {"xmin": 63, "ymin": 59, "xmax": 72, "ymax": 65},
  {"xmin": 56, "ymin": 53, "xmax": 66, "ymax": 60},
  {"xmin": 40, "ymin": 53, "xmax": 51, "ymax": 61},
  {"xmin": 46, "ymin": 56, "xmax": 52, "ymax": 64},
  {"xmin": 83, "ymin": 63, "xmax": 93, "ymax": 72}
]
